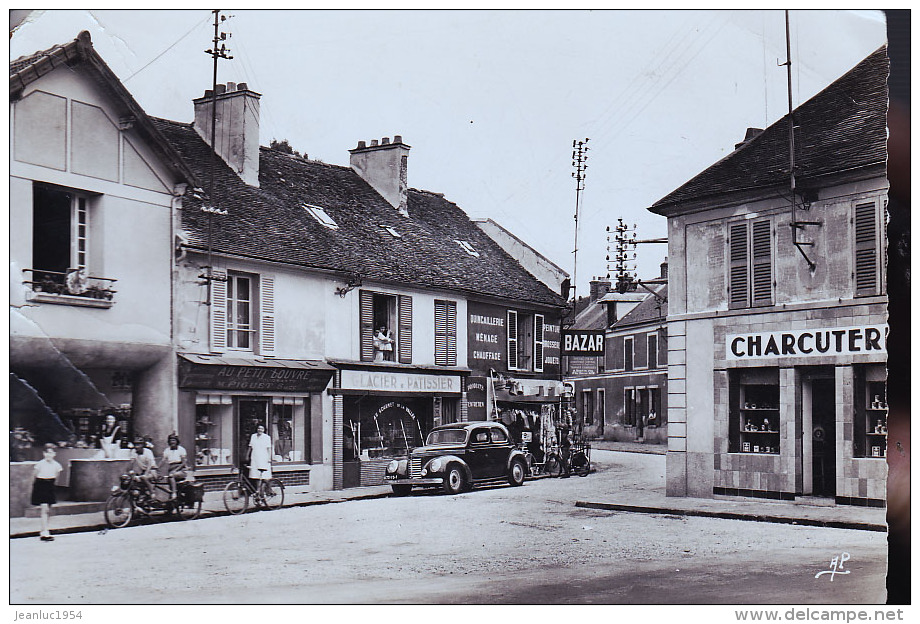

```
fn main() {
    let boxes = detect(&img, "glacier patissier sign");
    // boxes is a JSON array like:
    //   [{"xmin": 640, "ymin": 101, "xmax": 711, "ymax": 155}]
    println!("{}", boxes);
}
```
[{"xmin": 726, "ymin": 325, "xmax": 886, "ymax": 360}]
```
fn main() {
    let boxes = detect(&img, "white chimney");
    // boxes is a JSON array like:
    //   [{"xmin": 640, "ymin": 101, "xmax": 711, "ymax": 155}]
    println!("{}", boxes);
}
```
[
  {"xmin": 349, "ymin": 136, "xmax": 410, "ymax": 216},
  {"xmin": 193, "ymin": 82, "xmax": 261, "ymax": 187}
]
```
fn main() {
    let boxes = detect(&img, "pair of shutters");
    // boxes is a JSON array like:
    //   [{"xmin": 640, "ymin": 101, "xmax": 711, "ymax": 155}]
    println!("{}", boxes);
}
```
[
  {"xmin": 209, "ymin": 270, "xmax": 275, "ymax": 355},
  {"xmin": 728, "ymin": 220, "xmax": 773, "ymax": 309},
  {"xmin": 359, "ymin": 290, "xmax": 413, "ymax": 363},
  {"xmin": 506, "ymin": 311, "xmax": 544, "ymax": 372},
  {"xmin": 434, "ymin": 300, "xmax": 458, "ymax": 366},
  {"xmin": 854, "ymin": 201, "xmax": 881, "ymax": 296}
]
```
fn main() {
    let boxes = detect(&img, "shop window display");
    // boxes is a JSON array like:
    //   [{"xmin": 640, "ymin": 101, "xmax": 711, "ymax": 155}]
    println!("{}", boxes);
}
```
[
  {"xmin": 195, "ymin": 399, "xmax": 232, "ymax": 467},
  {"xmin": 270, "ymin": 399, "xmax": 309, "ymax": 463},
  {"xmin": 729, "ymin": 369, "xmax": 780, "ymax": 454},
  {"xmin": 854, "ymin": 367, "xmax": 887, "ymax": 458}
]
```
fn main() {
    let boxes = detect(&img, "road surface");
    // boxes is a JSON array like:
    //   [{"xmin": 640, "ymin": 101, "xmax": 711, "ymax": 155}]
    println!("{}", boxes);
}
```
[{"xmin": 10, "ymin": 451, "xmax": 886, "ymax": 604}]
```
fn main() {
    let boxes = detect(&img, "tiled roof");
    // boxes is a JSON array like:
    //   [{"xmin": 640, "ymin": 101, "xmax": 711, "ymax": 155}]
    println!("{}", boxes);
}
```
[
  {"xmin": 614, "ymin": 284, "xmax": 667, "ymax": 328},
  {"xmin": 152, "ymin": 118, "xmax": 566, "ymax": 308},
  {"xmin": 650, "ymin": 46, "xmax": 888, "ymax": 214},
  {"xmin": 571, "ymin": 299, "xmax": 608, "ymax": 331}
]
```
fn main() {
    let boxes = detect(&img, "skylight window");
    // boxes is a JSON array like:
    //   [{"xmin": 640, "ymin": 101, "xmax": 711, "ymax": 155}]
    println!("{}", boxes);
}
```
[
  {"xmin": 380, "ymin": 225, "xmax": 402, "ymax": 238},
  {"xmin": 455, "ymin": 240, "xmax": 480, "ymax": 257},
  {"xmin": 303, "ymin": 203, "xmax": 339, "ymax": 230}
]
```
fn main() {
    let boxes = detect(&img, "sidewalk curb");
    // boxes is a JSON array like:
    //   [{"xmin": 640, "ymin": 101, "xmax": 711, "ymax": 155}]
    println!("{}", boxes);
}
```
[
  {"xmin": 10, "ymin": 490, "xmax": 393, "ymax": 540},
  {"xmin": 575, "ymin": 501, "xmax": 888, "ymax": 532}
]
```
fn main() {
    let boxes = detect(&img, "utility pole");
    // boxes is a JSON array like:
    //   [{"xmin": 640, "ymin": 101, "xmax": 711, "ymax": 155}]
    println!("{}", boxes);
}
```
[
  {"xmin": 201, "ymin": 9, "xmax": 233, "ymax": 305},
  {"xmin": 570, "ymin": 138, "xmax": 589, "ymax": 306},
  {"xmin": 607, "ymin": 218, "xmax": 637, "ymax": 293},
  {"xmin": 782, "ymin": 9, "xmax": 820, "ymax": 270}
]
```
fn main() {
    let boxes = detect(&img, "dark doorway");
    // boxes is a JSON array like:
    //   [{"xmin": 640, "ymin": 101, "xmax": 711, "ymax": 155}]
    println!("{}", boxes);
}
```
[{"xmin": 811, "ymin": 379, "xmax": 836, "ymax": 497}]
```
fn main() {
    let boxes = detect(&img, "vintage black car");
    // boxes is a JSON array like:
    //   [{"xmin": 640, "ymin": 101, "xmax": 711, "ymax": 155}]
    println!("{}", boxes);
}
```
[{"xmin": 384, "ymin": 421, "xmax": 529, "ymax": 495}]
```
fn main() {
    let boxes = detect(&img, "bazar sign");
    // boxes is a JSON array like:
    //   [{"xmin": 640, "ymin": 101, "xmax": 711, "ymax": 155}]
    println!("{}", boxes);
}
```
[
  {"xmin": 562, "ymin": 330, "xmax": 605, "ymax": 356},
  {"xmin": 340, "ymin": 370, "xmax": 461, "ymax": 393},
  {"xmin": 727, "ymin": 325, "xmax": 887, "ymax": 360}
]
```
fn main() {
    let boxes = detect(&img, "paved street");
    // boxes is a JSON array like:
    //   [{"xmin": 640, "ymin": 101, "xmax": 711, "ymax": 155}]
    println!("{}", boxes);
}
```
[{"xmin": 10, "ymin": 451, "xmax": 886, "ymax": 604}]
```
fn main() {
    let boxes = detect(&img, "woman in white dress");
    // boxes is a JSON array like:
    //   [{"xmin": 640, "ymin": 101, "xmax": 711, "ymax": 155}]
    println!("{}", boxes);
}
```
[{"xmin": 247, "ymin": 424, "xmax": 272, "ymax": 482}]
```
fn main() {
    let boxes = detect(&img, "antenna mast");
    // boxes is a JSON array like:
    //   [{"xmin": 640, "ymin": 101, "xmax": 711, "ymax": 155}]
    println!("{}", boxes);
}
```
[
  {"xmin": 202, "ymin": 9, "xmax": 233, "ymax": 305},
  {"xmin": 571, "ymin": 138, "xmax": 590, "ymax": 304}
]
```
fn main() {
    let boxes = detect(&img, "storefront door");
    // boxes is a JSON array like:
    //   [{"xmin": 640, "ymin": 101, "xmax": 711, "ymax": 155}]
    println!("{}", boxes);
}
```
[
  {"xmin": 238, "ymin": 399, "xmax": 269, "ymax": 466},
  {"xmin": 810, "ymin": 379, "xmax": 836, "ymax": 497}
]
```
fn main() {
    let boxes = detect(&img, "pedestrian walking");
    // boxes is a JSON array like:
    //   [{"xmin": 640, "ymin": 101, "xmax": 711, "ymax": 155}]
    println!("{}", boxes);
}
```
[
  {"xmin": 247, "ymin": 423, "xmax": 273, "ymax": 483},
  {"xmin": 32, "ymin": 443, "xmax": 63, "ymax": 542},
  {"xmin": 559, "ymin": 426, "xmax": 572, "ymax": 478}
]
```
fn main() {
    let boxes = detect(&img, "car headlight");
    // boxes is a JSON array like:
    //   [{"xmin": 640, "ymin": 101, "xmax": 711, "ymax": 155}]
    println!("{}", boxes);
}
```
[
  {"xmin": 386, "ymin": 460, "xmax": 399, "ymax": 473},
  {"xmin": 428, "ymin": 458, "xmax": 443, "ymax": 473}
]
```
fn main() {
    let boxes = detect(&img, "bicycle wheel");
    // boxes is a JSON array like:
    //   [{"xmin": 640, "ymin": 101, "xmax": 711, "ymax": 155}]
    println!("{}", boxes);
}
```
[
  {"xmin": 260, "ymin": 478, "xmax": 285, "ymax": 510},
  {"xmin": 571, "ymin": 450, "xmax": 590, "ymax": 476},
  {"xmin": 544, "ymin": 453, "xmax": 563, "ymax": 477},
  {"xmin": 104, "ymin": 494, "xmax": 134, "ymax": 528},
  {"xmin": 174, "ymin": 493, "xmax": 202, "ymax": 521},
  {"xmin": 222, "ymin": 480, "xmax": 249, "ymax": 514}
]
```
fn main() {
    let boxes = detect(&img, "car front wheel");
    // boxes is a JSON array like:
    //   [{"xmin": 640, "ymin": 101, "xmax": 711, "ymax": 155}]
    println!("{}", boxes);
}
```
[
  {"xmin": 442, "ymin": 465, "xmax": 466, "ymax": 495},
  {"xmin": 508, "ymin": 458, "xmax": 526, "ymax": 486}
]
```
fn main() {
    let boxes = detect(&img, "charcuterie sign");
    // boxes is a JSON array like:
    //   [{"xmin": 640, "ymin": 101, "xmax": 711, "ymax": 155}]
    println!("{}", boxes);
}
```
[{"xmin": 726, "ymin": 325, "xmax": 886, "ymax": 360}]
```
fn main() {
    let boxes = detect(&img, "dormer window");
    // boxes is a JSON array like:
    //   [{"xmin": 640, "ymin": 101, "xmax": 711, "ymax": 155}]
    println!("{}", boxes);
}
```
[
  {"xmin": 304, "ymin": 203, "xmax": 338, "ymax": 230},
  {"xmin": 455, "ymin": 240, "xmax": 480, "ymax": 257},
  {"xmin": 380, "ymin": 225, "xmax": 402, "ymax": 238}
]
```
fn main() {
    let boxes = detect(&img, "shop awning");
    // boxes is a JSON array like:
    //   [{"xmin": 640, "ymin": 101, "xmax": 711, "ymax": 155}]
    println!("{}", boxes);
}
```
[{"xmin": 178, "ymin": 353, "xmax": 335, "ymax": 393}]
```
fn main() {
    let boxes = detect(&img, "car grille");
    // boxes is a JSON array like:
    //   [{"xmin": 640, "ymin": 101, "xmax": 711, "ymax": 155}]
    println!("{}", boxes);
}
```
[{"xmin": 409, "ymin": 457, "xmax": 422, "ymax": 478}]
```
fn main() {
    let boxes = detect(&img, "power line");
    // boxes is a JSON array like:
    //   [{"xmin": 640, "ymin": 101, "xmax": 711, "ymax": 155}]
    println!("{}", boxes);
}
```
[{"xmin": 123, "ymin": 15, "xmax": 211, "ymax": 82}]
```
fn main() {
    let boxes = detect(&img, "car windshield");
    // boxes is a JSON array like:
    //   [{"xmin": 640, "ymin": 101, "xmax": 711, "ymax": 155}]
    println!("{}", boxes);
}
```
[{"xmin": 426, "ymin": 429, "xmax": 467, "ymax": 445}]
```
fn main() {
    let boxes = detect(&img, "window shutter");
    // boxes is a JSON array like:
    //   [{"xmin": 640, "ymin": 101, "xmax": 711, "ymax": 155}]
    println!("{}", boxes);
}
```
[
  {"xmin": 434, "ymin": 300, "xmax": 458, "ymax": 367},
  {"xmin": 728, "ymin": 223, "xmax": 749, "ymax": 309},
  {"xmin": 446, "ymin": 301, "xmax": 457, "ymax": 366},
  {"xmin": 398, "ymin": 294, "xmax": 413, "ymax": 364},
  {"xmin": 751, "ymin": 220, "xmax": 772, "ymax": 306},
  {"xmin": 209, "ymin": 270, "xmax": 228, "ymax": 353},
  {"xmin": 435, "ymin": 301, "xmax": 447, "ymax": 366},
  {"xmin": 854, "ymin": 202, "xmax": 878, "ymax": 296},
  {"xmin": 359, "ymin": 290, "xmax": 374, "ymax": 361},
  {"xmin": 648, "ymin": 333, "xmax": 658, "ymax": 369},
  {"xmin": 624, "ymin": 337, "xmax": 634, "ymax": 371},
  {"xmin": 259, "ymin": 275, "xmax": 276, "ymax": 355},
  {"xmin": 507, "ymin": 310, "xmax": 518, "ymax": 370},
  {"xmin": 533, "ymin": 314, "xmax": 545, "ymax": 373}
]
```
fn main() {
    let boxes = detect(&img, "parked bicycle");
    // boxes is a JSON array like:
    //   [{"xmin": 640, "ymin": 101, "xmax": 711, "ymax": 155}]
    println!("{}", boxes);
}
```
[
  {"xmin": 222, "ymin": 466, "xmax": 285, "ymax": 514},
  {"xmin": 568, "ymin": 440, "xmax": 592, "ymax": 477},
  {"xmin": 519, "ymin": 440, "xmax": 564, "ymax": 478}
]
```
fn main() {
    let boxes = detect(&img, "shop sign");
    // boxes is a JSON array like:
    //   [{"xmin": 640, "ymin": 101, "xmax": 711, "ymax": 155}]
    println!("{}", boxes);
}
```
[
  {"xmin": 465, "ymin": 376, "xmax": 488, "ymax": 420},
  {"xmin": 178, "ymin": 360, "xmax": 333, "ymax": 392},
  {"xmin": 726, "ymin": 325, "xmax": 887, "ymax": 360},
  {"xmin": 562, "ymin": 329, "xmax": 605, "ymax": 355},
  {"xmin": 340, "ymin": 369, "xmax": 460, "ymax": 393},
  {"xmin": 567, "ymin": 355, "xmax": 599, "ymax": 376},
  {"xmin": 468, "ymin": 301, "xmax": 508, "ymax": 370}
]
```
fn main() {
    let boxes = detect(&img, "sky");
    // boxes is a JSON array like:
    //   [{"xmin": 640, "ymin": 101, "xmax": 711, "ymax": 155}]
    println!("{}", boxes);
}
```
[{"xmin": 10, "ymin": 9, "xmax": 888, "ymax": 297}]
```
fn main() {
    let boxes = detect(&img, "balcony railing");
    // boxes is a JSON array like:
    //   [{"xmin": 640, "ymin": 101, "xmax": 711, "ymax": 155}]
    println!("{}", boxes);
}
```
[{"xmin": 22, "ymin": 268, "xmax": 117, "ymax": 307}]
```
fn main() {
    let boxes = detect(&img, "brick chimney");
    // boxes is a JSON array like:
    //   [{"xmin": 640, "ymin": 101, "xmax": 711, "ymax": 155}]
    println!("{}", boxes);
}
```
[
  {"xmin": 193, "ymin": 82, "xmax": 261, "ymax": 187},
  {"xmin": 734, "ymin": 127, "xmax": 763, "ymax": 150},
  {"xmin": 349, "ymin": 136, "xmax": 410, "ymax": 216},
  {"xmin": 589, "ymin": 277, "xmax": 611, "ymax": 302},
  {"xmin": 660, "ymin": 257, "xmax": 668, "ymax": 280}
]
